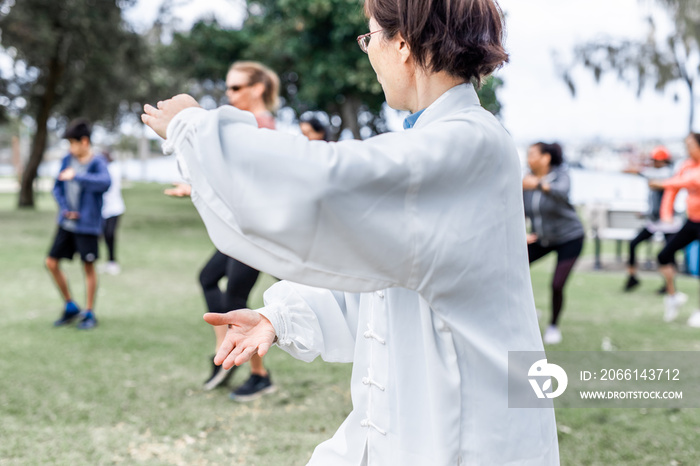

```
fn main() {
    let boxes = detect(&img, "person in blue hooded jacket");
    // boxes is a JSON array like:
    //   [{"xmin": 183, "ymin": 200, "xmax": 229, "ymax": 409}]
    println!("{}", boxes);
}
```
[{"xmin": 46, "ymin": 119, "xmax": 111, "ymax": 330}]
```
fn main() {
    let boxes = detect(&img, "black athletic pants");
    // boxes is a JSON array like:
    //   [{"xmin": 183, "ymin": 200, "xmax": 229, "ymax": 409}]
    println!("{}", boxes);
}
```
[
  {"xmin": 628, "ymin": 227, "xmax": 676, "ymax": 268},
  {"xmin": 199, "ymin": 250, "xmax": 260, "ymax": 314},
  {"xmin": 103, "ymin": 215, "xmax": 120, "ymax": 262},
  {"xmin": 658, "ymin": 220, "xmax": 700, "ymax": 266},
  {"xmin": 528, "ymin": 236, "xmax": 584, "ymax": 326}
]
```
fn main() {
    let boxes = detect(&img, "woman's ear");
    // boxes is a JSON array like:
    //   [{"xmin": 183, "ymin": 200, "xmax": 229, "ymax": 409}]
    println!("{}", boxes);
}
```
[
  {"xmin": 250, "ymin": 82, "xmax": 266, "ymax": 99},
  {"xmin": 395, "ymin": 34, "xmax": 411, "ymax": 63}
]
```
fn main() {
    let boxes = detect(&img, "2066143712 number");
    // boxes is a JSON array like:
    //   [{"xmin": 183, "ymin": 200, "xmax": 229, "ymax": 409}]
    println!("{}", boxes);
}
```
[{"xmin": 599, "ymin": 368, "xmax": 680, "ymax": 381}]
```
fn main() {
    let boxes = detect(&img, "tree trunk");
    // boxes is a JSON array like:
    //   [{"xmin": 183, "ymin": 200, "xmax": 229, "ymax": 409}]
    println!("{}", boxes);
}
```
[
  {"xmin": 18, "ymin": 113, "xmax": 50, "ymax": 208},
  {"xmin": 11, "ymin": 136, "xmax": 22, "ymax": 181},
  {"xmin": 687, "ymin": 78, "xmax": 695, "ymax": 134},
  {"xmin": 18, "ymin": 51, "xmax": 63, "ymax": 208},
  {"xmin": 340, "ymin": 96, "xmax": 361, "ymax": 140}
]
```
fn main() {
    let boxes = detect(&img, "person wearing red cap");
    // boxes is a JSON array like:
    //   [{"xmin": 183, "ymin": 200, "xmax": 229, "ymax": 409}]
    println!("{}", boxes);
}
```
[
  {"xmin": 651, "ymin": 146, "xmax": 671, "ymax": 162},
  {"xmin": 650, "ymin": 134, "xmax": 700, "ymax": 325},
  {"xmin": 623, "ymin": 145, "xmax": 678, "ymax": 292}
]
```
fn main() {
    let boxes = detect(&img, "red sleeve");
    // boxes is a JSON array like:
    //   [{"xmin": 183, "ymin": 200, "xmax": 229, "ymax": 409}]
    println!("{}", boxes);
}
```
[
  {"xmin": 660, "ymin": 187, "xmax": 679, "ymax": 221},
  {"xmin": 661, "ymin": 166, "xmax": 700, "ymax": 190},
  {"xmin": 659, "ymin": 161, "xmax": 696, "ymax": 221}
]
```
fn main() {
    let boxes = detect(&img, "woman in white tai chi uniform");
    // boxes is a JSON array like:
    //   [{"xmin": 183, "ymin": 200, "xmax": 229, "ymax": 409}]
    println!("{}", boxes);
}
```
[{"xmin": 142, "ymin": 0, "xmax": 559, "ymax": 464}]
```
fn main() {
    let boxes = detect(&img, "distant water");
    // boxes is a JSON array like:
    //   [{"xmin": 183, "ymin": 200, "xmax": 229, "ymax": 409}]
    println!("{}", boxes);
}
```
[
  {"xmin": 569, "ymin": 168, "xmax": 686, "ymax": 212},
  {"xmin": 570, "ymin": 168, "xmax": 646, "ymax": 206}
]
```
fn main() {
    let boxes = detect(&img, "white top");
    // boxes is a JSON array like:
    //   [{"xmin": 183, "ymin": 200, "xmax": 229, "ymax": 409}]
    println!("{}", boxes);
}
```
[
  {"xmin": 102, "ymin": 161, "xmax": 125, "ymax": 218},
  {"xmin": 164, "ymin": 84, "xmax": 559, "ymax": 466}
]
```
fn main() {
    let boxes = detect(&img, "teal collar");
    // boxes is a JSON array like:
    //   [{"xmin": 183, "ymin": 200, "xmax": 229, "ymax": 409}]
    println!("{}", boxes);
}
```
[{"xmin": 403, "ymin": 109, "xmax": 426, "ymax": 130}]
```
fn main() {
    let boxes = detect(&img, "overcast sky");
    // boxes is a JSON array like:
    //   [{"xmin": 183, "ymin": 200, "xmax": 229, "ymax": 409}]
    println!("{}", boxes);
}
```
[
  {"xmin": 496, "ymin": 0, "xmax": 688, "ymax": 145},
  {"xmin": 126, "ymin": 0, "xmax": 692, "ymax": 145}
]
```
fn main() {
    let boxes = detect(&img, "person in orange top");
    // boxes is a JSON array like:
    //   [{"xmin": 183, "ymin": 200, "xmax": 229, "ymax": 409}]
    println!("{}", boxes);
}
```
[{"xmin": 650, "ymin": 133, "xmax": 700, "ymax": 325}]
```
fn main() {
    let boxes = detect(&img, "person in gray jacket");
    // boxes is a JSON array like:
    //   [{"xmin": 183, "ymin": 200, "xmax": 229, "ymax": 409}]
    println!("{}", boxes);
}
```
[{"xmin": 523, "ymin": 142, "xmax": 585, "ymax": 344}]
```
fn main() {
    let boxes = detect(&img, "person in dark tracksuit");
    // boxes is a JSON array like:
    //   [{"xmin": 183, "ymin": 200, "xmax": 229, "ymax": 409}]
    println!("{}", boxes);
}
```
[
  {"xmin": 523, "ymin": 142, "xmax": 584, "ymax": 345},
  {"xmin": 622, "ymin": 146, "xmax": 678, "ymax": 292}
]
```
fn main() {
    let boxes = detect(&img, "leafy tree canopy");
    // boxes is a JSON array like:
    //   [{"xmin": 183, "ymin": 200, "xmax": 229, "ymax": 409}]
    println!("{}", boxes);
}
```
[
  {"xmin": 0, "ymin": 0, "xmax": 150, "ymax": 125},
  {"xmin": 562, "ymin": 0, "xmax": 700, "ymax": 133},
  {"xmin": 0, "ymin": 0, "xmax": 154, "ymax": 206},
  {"xmin": 161, "ymin": 0, "xmax": 505, "ymax": 139}
]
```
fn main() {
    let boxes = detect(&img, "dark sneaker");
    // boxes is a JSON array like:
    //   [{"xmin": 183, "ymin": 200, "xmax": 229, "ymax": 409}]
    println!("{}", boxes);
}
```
[
  {"xmin": 230, "ymin": 373, "xmax": 276, "ymax": 401},
  {"xmin": 623, "ymin": 275, "xmax": 640, "ymax": 292},
  {"xmin": 54, "ymin": 301, "xmax": 81, "ymax": 326},
  {"xmin": 76, "ymin": 311, "xmax": 98, "ymax": 330},
  {"xmin": 203, "ymin": 356, "xmax": 237, "ymax": 391},
  {"xmin": 657, "ymin": 284, "xmax": 668, "ymax": 295}
]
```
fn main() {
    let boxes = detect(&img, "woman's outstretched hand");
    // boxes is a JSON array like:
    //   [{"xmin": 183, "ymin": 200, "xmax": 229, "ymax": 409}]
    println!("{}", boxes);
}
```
[
  {"xmin": 163, "ymin": 182, "xmax": 192, "ymax": 198},
  {"xmin": 141, "ymin": 94, "xmax": 201, "ymax": 139},
  {"xmin": 204, "ymin": 310, "xmax": 277, "ymax": 370}
]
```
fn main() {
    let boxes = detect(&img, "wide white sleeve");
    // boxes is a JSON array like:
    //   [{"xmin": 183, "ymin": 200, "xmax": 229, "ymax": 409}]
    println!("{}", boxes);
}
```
[
  {"xmin": 257, "ymin": 281, "xmax": 358, "ymax": 363},
  {"xmin": 164, "ymin": 105, "xmax": 419, "ymax": 293}
]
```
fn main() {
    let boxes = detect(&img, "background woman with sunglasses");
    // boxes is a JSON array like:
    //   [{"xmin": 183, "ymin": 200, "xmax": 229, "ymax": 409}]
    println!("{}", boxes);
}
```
[{"xmin": 166, "ymin": 61, "xmax": 279, "ymax": 400}]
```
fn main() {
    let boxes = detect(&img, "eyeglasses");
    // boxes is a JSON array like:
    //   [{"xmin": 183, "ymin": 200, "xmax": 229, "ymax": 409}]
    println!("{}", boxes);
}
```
[
  {"xmin": 356, "ymin": 29, "xmax": 383, "ymax": 54},
  {"xmin": 226, "ymin": 83, "xmax": 251, "ymax": 92}
]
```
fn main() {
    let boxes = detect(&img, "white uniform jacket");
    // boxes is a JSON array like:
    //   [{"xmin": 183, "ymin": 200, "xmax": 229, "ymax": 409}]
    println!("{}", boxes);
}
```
[{"xmin": 164, "ymin": 84, "xmax": 560, "ymax": 466}]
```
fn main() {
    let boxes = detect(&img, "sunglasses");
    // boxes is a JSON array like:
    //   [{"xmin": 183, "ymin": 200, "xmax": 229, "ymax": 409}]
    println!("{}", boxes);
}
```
[{"xmin": 226, "ymin": 83, "xmax": 251, "ymax": 92}]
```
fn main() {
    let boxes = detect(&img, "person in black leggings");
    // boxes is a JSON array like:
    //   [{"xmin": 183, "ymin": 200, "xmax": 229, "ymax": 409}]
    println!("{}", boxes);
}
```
[
  {"xmin": 650, "ymin": 134, "xmax": 700, "ymax": 324},
  {"xmin": 523, "ymin": 142, "xmax": 585, "ymax": 345},
  {"xmin": 100, "ymin": 151, "xmax": 125, "ymax": 275},
  {"xmin": 166, "ymin": 61, "xmax": 282, "ymax": 398}
]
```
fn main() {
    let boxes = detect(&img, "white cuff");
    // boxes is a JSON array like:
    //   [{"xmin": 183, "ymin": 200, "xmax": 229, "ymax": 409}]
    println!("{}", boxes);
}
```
[
  {"xmin": 162, "ymin": 106, "xmax": 208, "ymax": 155},
  {"xmin": 256, "ymin": 302, "xmax": 289, "ymax": 346}
]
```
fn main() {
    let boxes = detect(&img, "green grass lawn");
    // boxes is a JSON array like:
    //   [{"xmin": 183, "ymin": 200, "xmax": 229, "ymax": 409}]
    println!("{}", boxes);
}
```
[{"xmin": 1, "ymin": 181, "xmax": 700, "ymax": 465}]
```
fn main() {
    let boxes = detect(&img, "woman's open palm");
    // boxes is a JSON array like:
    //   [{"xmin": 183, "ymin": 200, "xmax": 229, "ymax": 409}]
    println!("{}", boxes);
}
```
[{"xmin": 204, "ymin": 310, "xmax": 277, "ymax": 370}]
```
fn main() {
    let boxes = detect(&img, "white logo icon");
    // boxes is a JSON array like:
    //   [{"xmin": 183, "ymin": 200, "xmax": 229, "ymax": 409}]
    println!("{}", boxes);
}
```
[{"xmin": 528, "ymin": 359, "xmax": 568, "ymax": 399}]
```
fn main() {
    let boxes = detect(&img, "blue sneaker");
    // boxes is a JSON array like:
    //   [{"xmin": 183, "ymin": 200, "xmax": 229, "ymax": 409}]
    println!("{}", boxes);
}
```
[
  {"xmin": 230, "ymin": 372, "xmax": 276, "ymax": 401},
  {"xmin": 76, "ymin": 311, "xmax": 98, "ymax": 330},
  {"xmin": 53, "ymin": 301, "xmax": 81, "ymax": 326}
]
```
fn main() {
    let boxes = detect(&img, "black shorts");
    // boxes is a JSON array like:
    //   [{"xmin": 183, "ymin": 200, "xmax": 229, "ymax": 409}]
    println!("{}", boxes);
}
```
[{"xmin": 48, "ymin": 227, "xmax": 99, "ymax": 263}]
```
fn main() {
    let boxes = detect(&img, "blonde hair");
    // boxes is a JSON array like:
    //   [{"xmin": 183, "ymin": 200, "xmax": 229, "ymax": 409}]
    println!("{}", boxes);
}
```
[{"xmin": 229, "ymin": 61, "xmax": 281, "ymax": 113}]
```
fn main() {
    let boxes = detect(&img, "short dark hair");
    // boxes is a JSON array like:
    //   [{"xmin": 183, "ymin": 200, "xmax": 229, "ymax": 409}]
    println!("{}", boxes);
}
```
[
  {"xmin": 63, "ymin": 119, "xmax": 92, "ymax": 141},
  {"xmin": 364, "ymin": 0, "xmax": 509, "ymax": 84},
  {"xmin": 300, "ymin": 116, "xmax": 329, "ymax": 141},
  {"xmin": 532, "ymin": 142, "xmax": 564, "ymax": 167}
]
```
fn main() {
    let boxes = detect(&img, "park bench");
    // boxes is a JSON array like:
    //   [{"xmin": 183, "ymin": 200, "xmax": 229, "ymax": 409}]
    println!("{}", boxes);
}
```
[{"xmin": 586, "ymin": 203, "xmax": 659, "ymax": 270}]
